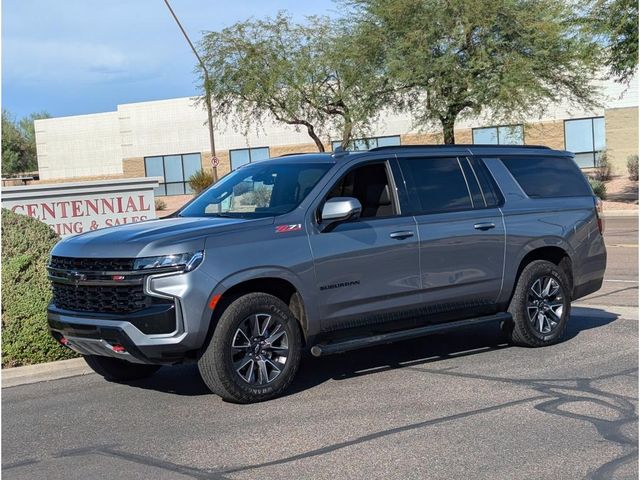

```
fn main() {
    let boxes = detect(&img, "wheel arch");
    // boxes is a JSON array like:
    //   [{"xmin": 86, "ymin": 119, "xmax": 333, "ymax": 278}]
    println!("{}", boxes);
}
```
[
  {"xmin": 507, "ymin": 242, "xmax": 574, "ymax": 304},
  {"xmin": 200, "ymin": 268, "xmax": 310, "ymax": 354}
]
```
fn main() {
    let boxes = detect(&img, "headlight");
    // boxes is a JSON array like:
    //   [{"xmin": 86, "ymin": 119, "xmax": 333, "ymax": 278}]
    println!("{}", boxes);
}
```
[{"xmin": 133, "ymin": 251, "xmax": 204, "ymax": 272}]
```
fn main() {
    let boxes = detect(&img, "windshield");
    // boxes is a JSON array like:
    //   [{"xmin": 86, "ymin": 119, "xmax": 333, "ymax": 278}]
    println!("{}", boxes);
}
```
[{"xmin": 179, "ymin": 162, "xmax": 331, "ymax": 219}]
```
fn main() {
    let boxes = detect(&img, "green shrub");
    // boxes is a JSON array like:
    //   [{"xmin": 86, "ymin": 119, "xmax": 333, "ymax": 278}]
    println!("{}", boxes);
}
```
[
  {"xmin": 154, "ymin": 198, "xmax": 167, "ymax": 211},
  {"xmin": 1, "ymin": 209, "xmax": 78, "ymax": 367},
  {"xmin": 188, "ymin": 169, "xmax": 214, "ymax": 194},
  {"xmin": 589, "ymin": 179, "xmax": 607, "ymax": 200},
  {"xmin": 627, "ymin": 155, "xmax": 638, "ymax": 181},
  {"xmin": 593, "ymin": 150, "xmax": 611, "ymax": 181}
]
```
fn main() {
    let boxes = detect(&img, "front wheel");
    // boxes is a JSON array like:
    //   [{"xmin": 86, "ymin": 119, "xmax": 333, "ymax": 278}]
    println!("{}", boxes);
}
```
[
  {"xmin": 507, "ymin": 260, "xmax": 571, "ymax": 347},
  {"xmin": 84, "ymin": 355, "xmax": 161, "ymax": 381},
  {"xmin": 198, "ymin": 293, "xmax": 303, "ymax": 403}
]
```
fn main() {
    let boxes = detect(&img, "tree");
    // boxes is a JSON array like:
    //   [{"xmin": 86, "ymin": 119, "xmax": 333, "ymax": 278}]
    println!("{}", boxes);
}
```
[
  {"xmin": 198, "ymin": 13, "xmax": 392, "ymax": 151},
  {"xmin": 2, "ymin": 110, "xmax": 50, "ymax": 174},
  {"xmin": 346, "ymin": 0, "xmax": 602, "ymax": 144},
  {"xmin": 584, "ymin": 0, "xmax": 638, "ymax": 83}
]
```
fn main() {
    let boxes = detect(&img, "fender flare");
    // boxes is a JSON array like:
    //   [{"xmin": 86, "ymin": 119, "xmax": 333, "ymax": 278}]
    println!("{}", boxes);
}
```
[{"xmin": 198, "ymin": 266, "xmax": 316, "ymax": 346}]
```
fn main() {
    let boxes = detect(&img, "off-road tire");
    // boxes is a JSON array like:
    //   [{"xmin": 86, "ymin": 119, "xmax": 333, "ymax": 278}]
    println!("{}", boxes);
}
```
[
  {"xmin": 507, "ymin": 260, "xmax": 571, "ymax": 347},
  {"xmin": 198, "ymin": 293, "xmax": 303, "ymax": 403},
  {"xmin": 84, "ymin": 355, "xmax": 161, "ymax": 381}
]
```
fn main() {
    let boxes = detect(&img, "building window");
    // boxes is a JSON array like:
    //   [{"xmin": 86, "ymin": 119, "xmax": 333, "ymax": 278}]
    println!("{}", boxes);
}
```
[
  {"xmin": 332, "ymin": 135, "xmax": 401, "ymax": 151},
  {"xmin": 472, "ymin": 125, "xmax": 524, "ymax": 145},
  {"xmin": 144, "ymin": 153, "xmax": 202, "ymax": 196},
  {"xmin": 230, "ymin": 147, "xmax": 270, "ymax": 170},
  {"xmin": 564, "ymin": 117, "xmax": 605, "ymax": 168}
]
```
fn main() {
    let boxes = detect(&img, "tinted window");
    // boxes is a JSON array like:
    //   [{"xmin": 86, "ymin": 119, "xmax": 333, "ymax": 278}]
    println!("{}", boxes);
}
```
[
  {"xmin": 501, "ymin": 156, "xmax": 592, "ymax": 198},
  {"xmin": 327, "ymin": 163, "xmax": 396, "ymax": 218},
  {"xmin": 469, "ymin": 157, "xmax": 502, "ymax": 207},
  {"xmin": 398, "ymin": 157, "xmax": 472, "ymax": 214},
  {"xmin": 459, "ymin": 158, "xmax": 485, "ymax": 208}
]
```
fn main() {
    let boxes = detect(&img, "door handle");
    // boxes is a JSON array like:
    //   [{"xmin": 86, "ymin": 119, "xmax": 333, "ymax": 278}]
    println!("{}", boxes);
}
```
[
  {"xmin": 474, "ymin": 222, "xmax": 496, "ymax": 231},
  {"xmin": 390, "ymin": 231, "xmax": 414, "ymax": 240}
]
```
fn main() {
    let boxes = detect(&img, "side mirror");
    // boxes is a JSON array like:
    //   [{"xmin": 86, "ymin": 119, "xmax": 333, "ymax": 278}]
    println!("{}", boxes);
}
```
[{"xmin": 320, "ymin": 197, "xmax": 361, "ymax": 230}]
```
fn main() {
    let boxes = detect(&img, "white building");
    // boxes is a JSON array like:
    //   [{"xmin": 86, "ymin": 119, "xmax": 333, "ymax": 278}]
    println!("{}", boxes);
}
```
[{"xmin": 35, "ymin": 74, "xmax": 638, "ymax": 202}]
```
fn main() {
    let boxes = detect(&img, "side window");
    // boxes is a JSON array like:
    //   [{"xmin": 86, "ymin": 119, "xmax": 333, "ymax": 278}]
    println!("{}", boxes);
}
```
[
  {"xmin": 468, "ymin": 157, "xmax": 503, "ymax": 207},
  {"xmin": 501, "ymin": 156, "xmax": 592, "ymax": 198},
  {"xmin": 398, "ymin": 157, "xmax": 473, "ymax": 214},
  {"xmin": 459, "ymin": 158, "xmax": 485, "ymax": 208},
  {"xmin": 326, "ymin": 162, "xmax": 396, "ymax": 219}
]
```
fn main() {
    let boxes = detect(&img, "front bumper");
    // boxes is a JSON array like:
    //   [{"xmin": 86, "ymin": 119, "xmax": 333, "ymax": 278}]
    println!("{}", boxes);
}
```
[
  {"xmin": 48, "ymin": 308, "xmax": 191, "ymax": 364},
  {"xmin": 47, "ymin": 267, "xmax": 218, "ymax": 365}
]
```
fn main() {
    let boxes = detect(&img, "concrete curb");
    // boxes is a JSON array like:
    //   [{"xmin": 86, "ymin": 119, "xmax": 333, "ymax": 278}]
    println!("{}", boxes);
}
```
[
  {"xmin": 2, "ymin": 357, "xmax": 93, "ymax": 389},
  {"xmin": 602, "ymin": 210, "xmax": 638, "ymax": 217}
]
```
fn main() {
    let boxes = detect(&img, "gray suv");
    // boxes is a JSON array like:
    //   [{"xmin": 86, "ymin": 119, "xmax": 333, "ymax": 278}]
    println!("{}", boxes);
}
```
[{"xmin": 47, "ymin": 145, "xmax": 606, "ymax": 403}]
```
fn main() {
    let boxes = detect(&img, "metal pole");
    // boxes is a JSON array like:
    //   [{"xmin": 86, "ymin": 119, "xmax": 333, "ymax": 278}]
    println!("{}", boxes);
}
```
[{"xmin": 163, "ymin": 0, "xmax": 218, "ymax": 181}]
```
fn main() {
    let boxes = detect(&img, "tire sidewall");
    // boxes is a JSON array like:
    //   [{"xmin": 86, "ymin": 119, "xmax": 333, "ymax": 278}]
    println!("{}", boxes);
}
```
[
  {"xmin": 515, "ymin": 261, "xmax": 571, "ymax": 344},
  {"xmin": 204, "ymin": 293, "xmax": 302, "ymax": 402}
]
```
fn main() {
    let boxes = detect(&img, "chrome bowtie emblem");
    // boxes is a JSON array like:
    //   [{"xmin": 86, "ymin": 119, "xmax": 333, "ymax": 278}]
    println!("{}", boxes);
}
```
[{"xmin": 67, "ymin": 271, "xmax": 87, "ymax": 283}]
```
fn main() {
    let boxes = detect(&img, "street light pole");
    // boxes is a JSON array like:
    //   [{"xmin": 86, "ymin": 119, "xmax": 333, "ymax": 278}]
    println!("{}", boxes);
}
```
[{"xmin": 163, "ymin": 0, "xmax": 218, "ymax": 181}]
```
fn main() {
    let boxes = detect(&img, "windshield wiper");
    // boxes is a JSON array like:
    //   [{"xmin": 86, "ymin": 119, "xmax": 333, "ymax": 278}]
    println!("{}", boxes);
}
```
[{"xmin": 205, "ymin": 212, "xmax": 238, "ymax": 218}]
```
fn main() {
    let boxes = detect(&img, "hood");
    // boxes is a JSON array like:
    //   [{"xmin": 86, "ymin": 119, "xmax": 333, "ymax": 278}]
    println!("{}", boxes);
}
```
[{"xmin": 51, "ymin": 216, "xmax": 274, "ymax": 259}]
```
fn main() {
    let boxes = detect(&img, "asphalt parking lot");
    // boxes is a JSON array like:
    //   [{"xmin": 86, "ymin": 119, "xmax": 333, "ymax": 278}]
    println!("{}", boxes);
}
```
[{"xmin": 2, "ymin": 217, "xmax": 638, "ymax": 480}]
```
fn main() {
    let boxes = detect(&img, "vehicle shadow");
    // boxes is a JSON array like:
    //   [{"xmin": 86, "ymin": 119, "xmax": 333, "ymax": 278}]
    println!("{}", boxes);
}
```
[{"xmin": 123, "ymin": 306, "xmax": 620, "ymax": 398}]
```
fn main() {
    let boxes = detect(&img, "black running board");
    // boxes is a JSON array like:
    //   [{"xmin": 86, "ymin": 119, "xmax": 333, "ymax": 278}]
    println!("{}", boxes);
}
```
[{"xmin": 310, "ymin": 312, "xmax": 512, "ymax": 357}]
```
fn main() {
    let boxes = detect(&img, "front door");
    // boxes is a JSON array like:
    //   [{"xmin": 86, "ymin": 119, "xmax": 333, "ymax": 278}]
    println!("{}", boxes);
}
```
[{"xmin": 307, "ymin": 160, "xmax": 421, "ymax": 332}]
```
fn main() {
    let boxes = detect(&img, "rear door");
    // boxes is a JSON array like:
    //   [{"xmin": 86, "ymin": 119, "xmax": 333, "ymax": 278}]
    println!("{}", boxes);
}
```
[{"xmin": 397, "ymin": 155, "xmax": 506, "ymax": 320}]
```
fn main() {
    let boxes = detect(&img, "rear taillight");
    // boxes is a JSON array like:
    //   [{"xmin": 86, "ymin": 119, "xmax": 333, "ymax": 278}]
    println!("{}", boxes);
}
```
[{"xmin": 595, "ymin": 197, "xmax": 604, "ymax": 234}]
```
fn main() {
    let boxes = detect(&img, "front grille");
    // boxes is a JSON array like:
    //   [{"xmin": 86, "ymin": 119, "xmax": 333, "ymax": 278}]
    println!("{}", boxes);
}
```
[
  {"xmin": 50, "ymin": 256, "xmax": 134, "ymax": 272},
  {"xmin": 51, "ymin": 283, "xmax": 149, "ymax": 313}
]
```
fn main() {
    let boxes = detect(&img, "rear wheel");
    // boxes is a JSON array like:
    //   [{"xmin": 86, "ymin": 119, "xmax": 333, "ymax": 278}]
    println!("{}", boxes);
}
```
[
  {"xmin": 507, "ymin": 260, "xmax": 571, "ymax": 347},
  {"xmin": 84, "ymin": 355, "xmax": 161, "ymax": 381},
  {"xmin": 198, "ymin": 292, "xmax": 302, "ymax": 403}
]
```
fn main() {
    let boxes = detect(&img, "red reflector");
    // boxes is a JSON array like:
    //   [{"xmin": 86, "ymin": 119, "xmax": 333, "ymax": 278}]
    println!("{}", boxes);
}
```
[
  {"xmin": 112, "ymin": 275, "xmax": 126, "ymax": 281},
  {"xmin": 111, "ymin": 344, "xmax": 126, "ymax": 353},
  {"xmin": 59, "ymin": 336, "xmax": 69, "ymax": 346},
  {"xmin": 209, "ymin": 294, "xmax": 222, "ymax": 310}
]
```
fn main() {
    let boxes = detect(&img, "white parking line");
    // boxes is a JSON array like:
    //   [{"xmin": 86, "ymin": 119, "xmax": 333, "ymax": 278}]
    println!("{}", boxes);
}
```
[{"xmin": 604, "ymin": 279, "xmax": 639, "ymax": 283}]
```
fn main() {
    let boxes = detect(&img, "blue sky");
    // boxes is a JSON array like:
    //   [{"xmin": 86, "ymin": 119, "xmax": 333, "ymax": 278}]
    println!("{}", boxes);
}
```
[{"xmin": 2, "ymin": 0, "xmax": 336, "ymax": 118}]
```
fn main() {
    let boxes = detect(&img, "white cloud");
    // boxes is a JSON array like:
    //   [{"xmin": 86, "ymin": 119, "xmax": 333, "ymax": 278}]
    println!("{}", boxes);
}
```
[{"xmin": 3, "ymin": 38, "xmax": 160, "ymax": 85}]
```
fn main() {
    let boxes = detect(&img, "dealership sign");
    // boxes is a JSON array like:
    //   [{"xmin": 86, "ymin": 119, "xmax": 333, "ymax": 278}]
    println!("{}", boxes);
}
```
[{"xmin": 2, "ymin": 177, "xmax": 159, "ymax": 237}]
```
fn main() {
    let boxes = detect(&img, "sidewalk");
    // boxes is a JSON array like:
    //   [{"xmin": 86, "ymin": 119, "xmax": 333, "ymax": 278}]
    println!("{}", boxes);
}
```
[{"xmin": 603, "ymin": 209, "xmax": 638, "ymax": 217}]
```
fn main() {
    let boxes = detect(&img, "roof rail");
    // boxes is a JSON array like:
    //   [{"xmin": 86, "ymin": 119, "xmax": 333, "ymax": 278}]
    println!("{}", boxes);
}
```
[
  {"xmin": 369, "ymin": 144, "xmax": 551, "ymax": 152},
  {"xmin": 277, "ymin": 152, "xmax": 312, "ymax": 157},
  {"xmin": 332, "ymin": 145, "xmax": 349, "ymax": 158}
]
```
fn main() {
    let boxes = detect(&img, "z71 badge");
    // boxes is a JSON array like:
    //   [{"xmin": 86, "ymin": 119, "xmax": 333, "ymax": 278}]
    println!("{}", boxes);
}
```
[{"xmin": 275, "ymin": 224, "xmax": 303, "ymax": 233}]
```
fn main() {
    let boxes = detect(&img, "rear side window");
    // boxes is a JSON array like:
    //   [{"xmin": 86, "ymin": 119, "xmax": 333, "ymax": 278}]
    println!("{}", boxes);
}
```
[
  {"xmin": 398, "ymin": 157, "xmax": 472, "ymax": 214},
  {"xmin": 468, "ymin": 157, "xmax": 502, "ymax": 207},
  {"xmin": 501, "ymin": 156, "xmax": 592, "ymax": 198}
]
